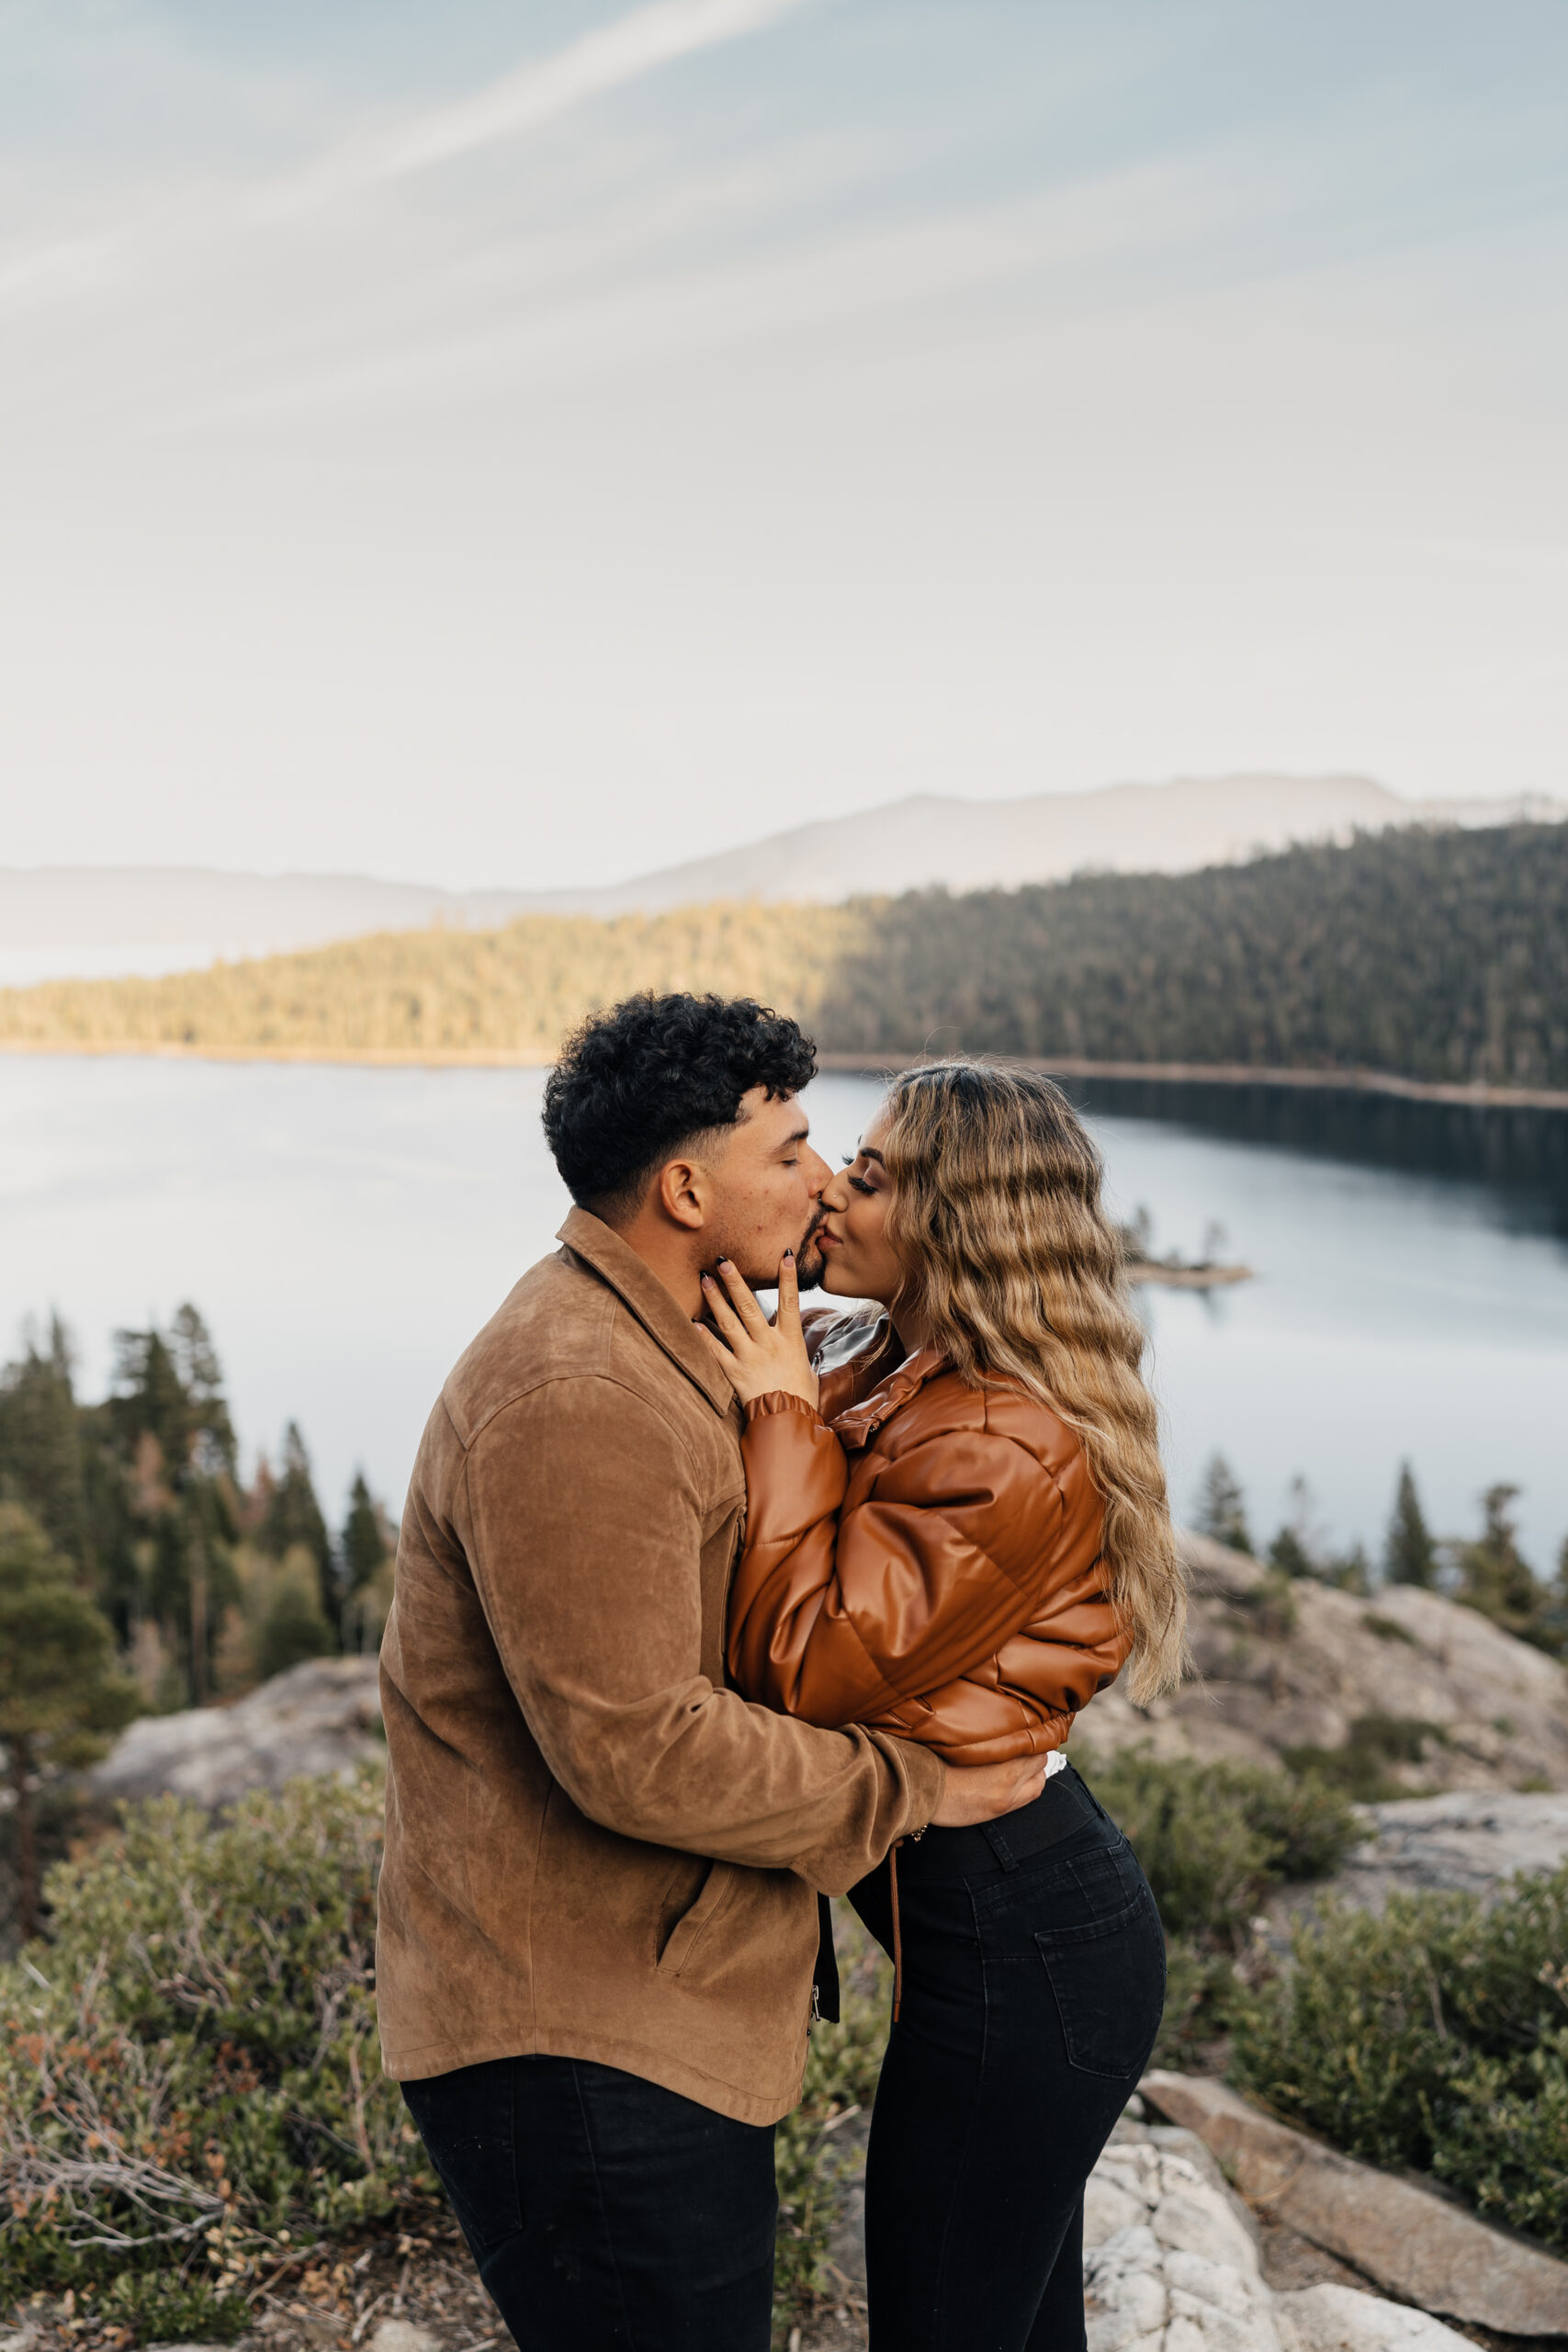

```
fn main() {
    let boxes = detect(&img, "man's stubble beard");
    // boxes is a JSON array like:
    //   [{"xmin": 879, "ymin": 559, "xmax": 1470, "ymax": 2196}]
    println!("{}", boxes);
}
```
[
  {"xmin": 711, "ymin": 1207, "xmax": 828, "ymax": 1294},
  {"xmin": 793, "ymin": 1205, "xmax": 828, "ymax": 1292}
]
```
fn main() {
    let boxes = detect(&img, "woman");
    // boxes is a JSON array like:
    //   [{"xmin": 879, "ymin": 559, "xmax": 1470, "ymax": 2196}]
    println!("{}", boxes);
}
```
[{"xmin": 700, "ymin": 1059, "xmax": 1185, "ymax": 2352}]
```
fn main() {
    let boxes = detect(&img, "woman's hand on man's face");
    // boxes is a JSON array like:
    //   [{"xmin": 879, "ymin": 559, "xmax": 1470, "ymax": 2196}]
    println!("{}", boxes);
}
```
[{"xmin": 698, "ymin": 1252, "xmax": 821, "ymax": 1411}]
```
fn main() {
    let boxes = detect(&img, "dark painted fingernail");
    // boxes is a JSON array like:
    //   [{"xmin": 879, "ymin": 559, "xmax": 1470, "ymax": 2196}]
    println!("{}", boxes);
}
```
[
  {"xmin": 784, "ymin": 1250, "xmax": 794, "ymax": 1261},
  {"xmin": 716, "ymin": 1255, "xmax": 730, "ymax": 1265}
]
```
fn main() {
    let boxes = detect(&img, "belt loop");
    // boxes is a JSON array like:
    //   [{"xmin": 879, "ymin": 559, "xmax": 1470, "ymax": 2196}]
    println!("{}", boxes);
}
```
[{"xmin": 981, "ymin": 1821, "xmax": 1020, "ymax": 1872}]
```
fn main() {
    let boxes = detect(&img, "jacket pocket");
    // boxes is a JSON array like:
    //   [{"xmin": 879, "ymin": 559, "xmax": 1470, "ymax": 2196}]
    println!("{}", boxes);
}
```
[
  {"xmin": 1033, "ymin": 1843, "xmax": 1167, "ymax": 2080},
  {"xmin": 655, "ymin": 1858, "xmax": 739, "ymax": 1976}
]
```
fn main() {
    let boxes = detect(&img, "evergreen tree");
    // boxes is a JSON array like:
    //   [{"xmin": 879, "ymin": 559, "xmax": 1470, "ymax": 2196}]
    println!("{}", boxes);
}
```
[
  {"xmin": 99, "ymin": 1306, "xmax": 240, "ymax": 1701},
  {"xmin": 1547, "ymin": 1535, "xmax": 1568, "ymax": 1658},
  {"xmin": 1267, "ymin": 1525, "xmax": 1315, "ymax": 1579},
  {"xmin": 1196, "ymin": 1453, "xmax": 1252, "ymax": 1554},
  {"xmin": 1384, "ymin": 1463, "xmax": 1438, "ymax": 1588},
  {"xmin": 0, "ymin": 1315, "xmax": 88, "ymax": 1569},
  {"xmin": 259, "ymin": 1424, "xmax": 338, "ymax": 1634},
  {"xmin": 0, "ymin": 1504, "xmax": 139, "ymax": 1939},
  {"xmin": 1324, "ymin": 1540, "xmax": 1371, "ymax": 1597},
  {"xmin": 341, "ymin": 1471, "xmax": 390, "ymax": 1593},
  {"xmin": 1267, "ymin": 1474, "xmax": 1318, "ymax": 1578},
  {"xmin": 255, "ymin": 1549, "xmax": 336, "ymax": 1680},
  {"xmin": 1450, "ymin": 1485, "xmax": 1559, "ymax": 1655}
]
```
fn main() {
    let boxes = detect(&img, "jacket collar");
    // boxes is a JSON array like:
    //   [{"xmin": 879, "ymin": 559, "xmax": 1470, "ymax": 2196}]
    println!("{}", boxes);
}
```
[
  {"xmin": 557, "ymin": 1206, "xmax": 739, "ymax": 1419},
  {"xmin": 830, "ymin": 1343, "xmax": 950, "ymax": 1449}
]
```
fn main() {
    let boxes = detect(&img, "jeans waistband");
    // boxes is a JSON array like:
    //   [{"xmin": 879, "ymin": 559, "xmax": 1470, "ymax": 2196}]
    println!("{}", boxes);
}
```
[{"xmin": 904, "ymin": 1759, "xmax": 1103, "ymax": 1883}]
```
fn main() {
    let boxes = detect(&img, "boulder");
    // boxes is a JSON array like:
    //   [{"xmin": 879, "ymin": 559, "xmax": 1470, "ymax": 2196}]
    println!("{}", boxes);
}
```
[
  {"xmin": 1082, "ymin": 2135, "xmax": 1286, "ymax": 2351},
  {"xmin": 1074, "ymin": 1533, "xmax": 1568, "ymax": 1796},
  {"xmin": 90, "ymin": 1657, "xmax": 382, "ymax": 1808},
  {"xmin": 1317, "ymin": 1786, "xmax": 1568, "ymax": 1910},
  {"xmin": 1274, "ymin": 2283, "xmax": 1475, "ymax": 2351},
  {"xmin": 813, "ymin": 2107, "xmax": 1517, "ymax": 2350},
  {"xmin": 1141, "ymin": 2071, "xmax": 1568, "ymax": 2338}
]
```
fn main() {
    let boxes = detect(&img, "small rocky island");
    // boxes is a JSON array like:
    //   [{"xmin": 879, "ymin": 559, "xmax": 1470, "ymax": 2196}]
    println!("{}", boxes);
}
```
[{"xmin": 1118, "ymin": 1208, "xmax": 1253, "ymax": 1291}]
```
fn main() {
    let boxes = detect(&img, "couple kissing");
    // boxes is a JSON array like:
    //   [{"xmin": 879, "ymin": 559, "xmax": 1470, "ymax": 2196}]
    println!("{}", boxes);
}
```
[{"xmin": 376, "ymin": 991, "xmax": 1186, "ymax": 2352}]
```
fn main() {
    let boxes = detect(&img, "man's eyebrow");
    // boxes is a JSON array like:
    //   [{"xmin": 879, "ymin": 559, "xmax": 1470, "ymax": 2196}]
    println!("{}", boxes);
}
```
[{"xmin": 782, "ymin": 1122, "xmax": 810, "ymax": 1148}]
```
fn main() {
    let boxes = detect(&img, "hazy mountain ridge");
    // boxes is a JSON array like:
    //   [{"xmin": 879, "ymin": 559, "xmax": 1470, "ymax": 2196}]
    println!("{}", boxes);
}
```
[
  {"xmin": 5, "ymin": 776, "xmax": 1561, "ymax": 976},
  {"xmin": 5, "ymin": 822, "xmax": 1564, "ymax": 1094}
]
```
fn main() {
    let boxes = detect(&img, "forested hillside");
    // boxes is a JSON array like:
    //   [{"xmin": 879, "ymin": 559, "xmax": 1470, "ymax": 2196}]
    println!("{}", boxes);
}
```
[
  {"xmin": 818, "ymin": 820, "xmax": 1568, "ymax": 1086},
  {"xmin": 2, "ymin": 823, "xmax": 1563, "ymax": 1088}
]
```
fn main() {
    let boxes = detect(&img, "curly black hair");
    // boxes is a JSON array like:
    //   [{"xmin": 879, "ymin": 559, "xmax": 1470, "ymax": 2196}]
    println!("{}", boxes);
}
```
[{"xmin": 542, "ymin": 992, "xmax": 818, "ymax": 1216}]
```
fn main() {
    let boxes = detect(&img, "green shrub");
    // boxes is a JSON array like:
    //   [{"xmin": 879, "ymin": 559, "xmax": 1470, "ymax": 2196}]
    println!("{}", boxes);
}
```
[
  {"xmin": 1361, "ymin": 1611, "xmax": 1417, "ymax": 1646},
  {"xmin": 1282, "ymin": 1713, "xmax": 1449, "ymax": 1801},
  {"xmin": 1150, "ymin": 1938, "xmax": 1241, "ymax": 2069},
  {"xmin": 1232, "ymin": 1862, "xmax": 1568, "ymax": 2250},
  {"xmin": 773, "ymin": 1914, "xmax": 890, "ymax": 2335},
  {"xmin": 0, "ymin": 1772, "xmax": 435, "ymax": 2315},
  {"xmin": 1085, "ymin": 1749, "xmax": 1360, "ymax": 1942}
]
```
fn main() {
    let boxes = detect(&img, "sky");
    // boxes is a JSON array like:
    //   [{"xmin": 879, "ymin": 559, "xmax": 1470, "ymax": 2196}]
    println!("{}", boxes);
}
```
[{"xmin": 3, "ymin": 0, "xmax": 1566, "ymax": 892}]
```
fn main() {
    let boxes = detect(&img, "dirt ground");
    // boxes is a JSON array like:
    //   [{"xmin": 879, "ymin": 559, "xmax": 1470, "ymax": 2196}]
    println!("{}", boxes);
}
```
[
  {"xmin": 0, "ymin": 2215, "xmax": 866, "ymax": 2352},
  {"xmin": 4, "ymin": 2200, "xmax": 1557, "ymax": 2352}
]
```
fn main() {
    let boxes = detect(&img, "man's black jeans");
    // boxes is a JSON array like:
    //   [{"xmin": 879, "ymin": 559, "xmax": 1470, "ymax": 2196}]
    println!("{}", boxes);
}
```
[
  {"xmin": 401, "ymin": 2052, "xmax": 776, "ymax": 2352},
  {"xmin": 849, "ymin": 1763, "xmax": 1167, "ymax": 2352}
]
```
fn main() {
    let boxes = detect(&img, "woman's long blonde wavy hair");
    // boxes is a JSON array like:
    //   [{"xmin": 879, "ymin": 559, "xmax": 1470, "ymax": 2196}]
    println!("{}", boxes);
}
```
[{"xmin": 878, "ymin": 1059, "xmax": 1187, "ymax": 1702}]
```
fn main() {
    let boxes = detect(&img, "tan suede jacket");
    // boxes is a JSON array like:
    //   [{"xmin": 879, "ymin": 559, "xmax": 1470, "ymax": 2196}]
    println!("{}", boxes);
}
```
[
  {"xmin": 376, "ymin": 1214, "xmax": 942, "ymax": 2125},
  {"xmin": 726, "ymin": 1309, "xmax": 1130, "ymax": 1764}
]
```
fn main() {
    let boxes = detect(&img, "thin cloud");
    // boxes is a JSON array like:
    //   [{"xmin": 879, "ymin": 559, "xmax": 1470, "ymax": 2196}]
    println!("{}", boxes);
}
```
[{"xmin": 262, "ymin": 0, "xmax": 819, "ymax": 215}]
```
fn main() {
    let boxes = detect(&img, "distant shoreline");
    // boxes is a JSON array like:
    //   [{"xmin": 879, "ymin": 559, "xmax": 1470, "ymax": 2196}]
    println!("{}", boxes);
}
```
[
  {"xmin": 820, "ymin": 1055, "xmax": 1568, "ymax": 1112},
  {"xmin": 4, "ymin": 1035, "xmax": 1566, "ymax": 1111}
]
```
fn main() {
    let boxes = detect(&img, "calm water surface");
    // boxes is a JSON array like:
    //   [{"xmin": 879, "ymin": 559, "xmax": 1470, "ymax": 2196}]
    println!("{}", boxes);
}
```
[{"xmin": 4, "ymin": 1057, "xmax": 1565, "ymax": 1569}]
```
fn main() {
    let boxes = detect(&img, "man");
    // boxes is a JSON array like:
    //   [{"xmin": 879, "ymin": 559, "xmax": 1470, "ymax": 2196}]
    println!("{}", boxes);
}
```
[{"xmin": 378, "ymin": 992, "xmax": 1045, "ymax": 2351}]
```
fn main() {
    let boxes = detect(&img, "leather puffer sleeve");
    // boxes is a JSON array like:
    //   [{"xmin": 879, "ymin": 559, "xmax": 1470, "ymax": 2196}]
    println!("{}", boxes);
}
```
[{"xmin": 727, "ymin": 1390, "xmax": 1073, "ymax": 1732}]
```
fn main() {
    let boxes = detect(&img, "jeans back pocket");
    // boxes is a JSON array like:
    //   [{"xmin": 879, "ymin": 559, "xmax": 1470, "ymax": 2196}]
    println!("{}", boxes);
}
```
[{"xmin": 1032, "ymin": 1841, "xmax": 1167, "ymax": 2080}]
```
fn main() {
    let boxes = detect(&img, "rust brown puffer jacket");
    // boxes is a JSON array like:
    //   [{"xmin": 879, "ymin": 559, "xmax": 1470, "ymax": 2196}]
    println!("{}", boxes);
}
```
[{"xmin": 726, "ymin": 1309, "xmax": 1130, "ymax": 1765}]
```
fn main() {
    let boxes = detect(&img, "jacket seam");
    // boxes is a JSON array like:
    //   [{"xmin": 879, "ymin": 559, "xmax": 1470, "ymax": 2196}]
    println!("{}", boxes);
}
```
[
  {"xmin": 461, "ymin": 1370, "xmax": 708, "ymax": 1484},
  {"xmin": 449, "ymin": 1281, "xmax": 719, "ymax": 1452}
]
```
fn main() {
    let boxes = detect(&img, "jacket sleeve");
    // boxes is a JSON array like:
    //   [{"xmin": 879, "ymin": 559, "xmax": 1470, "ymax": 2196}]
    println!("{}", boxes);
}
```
[
  {"xmin": 456, "ymin": 1376, "xmax": 943, "ymax": 1893},
  {"xmin": 727, "ymin": 1392, "xmax": 1072, "ymax": 1728}
]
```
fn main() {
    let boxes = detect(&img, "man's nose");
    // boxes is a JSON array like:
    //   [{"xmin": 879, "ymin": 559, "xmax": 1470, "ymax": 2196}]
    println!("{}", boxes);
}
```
[{"xmin": 802, "ymin": 1145, "xmax": 833, "ymax": 1199}]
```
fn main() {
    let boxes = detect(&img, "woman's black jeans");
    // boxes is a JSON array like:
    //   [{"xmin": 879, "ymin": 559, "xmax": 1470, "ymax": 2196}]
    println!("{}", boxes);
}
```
[{"xmin": 848, "ymin": 1761, "xmax": 1166, "ymax": 2352}]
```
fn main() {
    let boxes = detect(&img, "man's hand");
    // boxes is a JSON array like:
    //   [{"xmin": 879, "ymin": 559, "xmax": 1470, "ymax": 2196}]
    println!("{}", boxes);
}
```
[{"xmin": 930, "ymin": 1753, "xmax": 1054, "ymax": 1828}]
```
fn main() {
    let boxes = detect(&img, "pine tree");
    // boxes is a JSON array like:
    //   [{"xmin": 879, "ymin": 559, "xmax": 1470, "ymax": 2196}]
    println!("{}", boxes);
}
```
[
  {"xmin": 1384, "ymin": 1463, "xmax": 1438, "ymax": 1588},
  {"xmin": 100, "ymin": 1307, "xmax": 240, "ymax": 1701},
  {"xmin": 1267, "ymin": 1475, "xmax": 1319, "ymax": 1578},
  {"xmin": 341, "ymin": 1471, "xmax": 389, "ymax": 1593},
  {"xmin": 1450, "ymin": 1485, "xmax": 1557, "ymax": 1653},
  {"xmin": 0, "ymin": 1504, "xmax": 139, "ymax": 1939},
  {"xmin": 0, "ymin": 1314, "xmax": 88, "ymax": 1568},
  {"xmin": 1196, "ymin": 1454, "xmax": 1252, "ymax": 1555},
  {"xmin": 259, "ymin": 1424, "xmax": 338, "ymax": 1634}
]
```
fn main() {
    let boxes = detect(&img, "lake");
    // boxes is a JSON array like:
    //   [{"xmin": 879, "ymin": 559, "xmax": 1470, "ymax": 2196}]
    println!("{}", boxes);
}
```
[{"xmin": 4, "ymin": 1055, "xmax": 1566, "ymax": 1573}]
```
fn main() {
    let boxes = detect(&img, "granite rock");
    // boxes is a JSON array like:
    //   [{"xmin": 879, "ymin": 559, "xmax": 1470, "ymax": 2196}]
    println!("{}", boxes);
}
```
[
  {"xmin": 90, "ymin": 1657, "xmax": 382, "ymax": 1808},
  {"xmin": 1274, "ymin": 2282, "xmax": 1476, "ymax": 2351},
  {"xmin": 1142, "ymin": 2071, "xmax": 1568, "ymax": 2338},
  {"xmin": 1074, "ymin": 1533, "xmax": 1568, "ymax": 1797}
]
